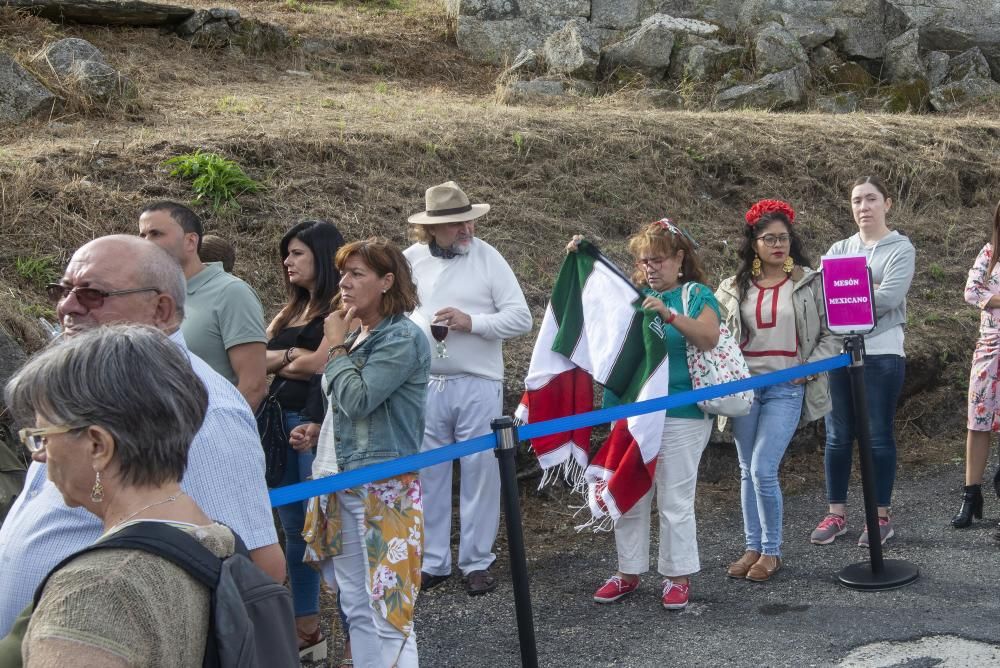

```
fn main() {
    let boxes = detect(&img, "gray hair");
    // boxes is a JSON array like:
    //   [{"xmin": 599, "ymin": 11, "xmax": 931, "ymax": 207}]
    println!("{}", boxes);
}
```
[
  {"xmin": 92, "ymin": 235, "xmax": 187, "ymax": 319},
  {"xmin": 5, "ymin": 324, "xmax": 208, "ymax": 487}
]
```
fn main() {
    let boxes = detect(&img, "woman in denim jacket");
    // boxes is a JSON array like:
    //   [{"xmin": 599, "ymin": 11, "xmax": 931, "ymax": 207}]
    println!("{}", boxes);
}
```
[
  {"xmin": 716, "ymin": 200, "xmax": 839, "ymax": 582},
  {"xmin": 302, "ymin": 238, "xmax": 430, "ymax": 668}
]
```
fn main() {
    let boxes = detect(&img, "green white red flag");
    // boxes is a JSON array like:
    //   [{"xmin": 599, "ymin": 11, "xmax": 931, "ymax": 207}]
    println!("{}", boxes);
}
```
[{"xmin": 515, "ymin": 243, "xmax": 670, "ymax": 522}]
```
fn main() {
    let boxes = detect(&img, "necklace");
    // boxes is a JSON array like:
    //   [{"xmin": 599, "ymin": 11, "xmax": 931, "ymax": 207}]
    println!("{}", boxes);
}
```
[{"xmin": 111, "ymin": 492, "xmax": 184, "ymax": 530}]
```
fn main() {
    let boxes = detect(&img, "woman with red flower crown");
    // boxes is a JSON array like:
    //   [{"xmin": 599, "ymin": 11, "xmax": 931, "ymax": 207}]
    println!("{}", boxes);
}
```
[
  {"xmin": 715, "ymin": 199, "xmax": 839, "ymax": 581},
  {"xmin": 953, "ymin": 199, "xmax": 1000, "ymax": 533}
]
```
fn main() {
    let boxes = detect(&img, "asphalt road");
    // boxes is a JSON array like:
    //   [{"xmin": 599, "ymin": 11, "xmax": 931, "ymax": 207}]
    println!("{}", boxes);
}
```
[{"xmin": 414, "ymin": 461, "xmax": 1000, "ymax": 667}]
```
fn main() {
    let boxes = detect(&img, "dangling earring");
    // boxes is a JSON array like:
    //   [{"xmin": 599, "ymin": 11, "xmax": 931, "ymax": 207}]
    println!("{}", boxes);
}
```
[
  {"xmin": 782, "ymin": 256, "xmax": 794, "ymax": 274},
  {"xmin": 91, "ymin": 471, "xmax": 104, "ymax": 503},
  {"xmin": 751, "ymin": 255, "xmax": 762, "ymax": 277}
]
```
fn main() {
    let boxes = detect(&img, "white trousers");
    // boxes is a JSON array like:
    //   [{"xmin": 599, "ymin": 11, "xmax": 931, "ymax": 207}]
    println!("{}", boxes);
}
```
[
  {"xmin": 419, "ymin": 375, "xmax": 502, "ymax": 576},
  {"xmin": 319, "ymin": 493, "xmax": 419, "ymax": 668},
  {"xmin": 614, "ymin": 415, "xmax": 713, "ymax": 577}
]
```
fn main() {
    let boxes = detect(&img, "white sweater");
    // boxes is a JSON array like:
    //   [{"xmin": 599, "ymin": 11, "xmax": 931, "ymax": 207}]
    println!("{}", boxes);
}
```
[{"xmin": 404, "ymin": 239, "xmax": 532, "ymax": 380}]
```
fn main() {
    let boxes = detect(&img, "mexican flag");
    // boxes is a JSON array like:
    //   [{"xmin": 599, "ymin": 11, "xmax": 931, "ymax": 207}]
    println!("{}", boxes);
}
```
[{"xmin": 515, "ymin": 242, "xmax": 670, "ymax": 522}]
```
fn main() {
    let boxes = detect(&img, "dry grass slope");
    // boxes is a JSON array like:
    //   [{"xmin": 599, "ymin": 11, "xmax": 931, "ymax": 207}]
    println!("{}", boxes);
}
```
[{"xmin": 2, "ymin": 1, "xmax": 999, "ymax": 466}]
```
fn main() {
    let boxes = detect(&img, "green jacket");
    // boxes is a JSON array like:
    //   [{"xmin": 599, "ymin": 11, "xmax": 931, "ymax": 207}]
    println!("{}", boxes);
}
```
[{"xmin": 715, "ymin": 266, "xmax": 841, "ymax": 425}]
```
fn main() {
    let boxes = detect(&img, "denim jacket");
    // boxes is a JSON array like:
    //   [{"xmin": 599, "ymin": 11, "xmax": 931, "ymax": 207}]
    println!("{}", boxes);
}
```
[{"xmin": 324, "ymin": 313, "xmax": 431, "ymax": 472}]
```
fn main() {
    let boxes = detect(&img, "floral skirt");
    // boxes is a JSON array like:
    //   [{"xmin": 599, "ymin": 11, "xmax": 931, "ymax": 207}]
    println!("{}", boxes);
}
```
[
  {"xmin": 302, "ymin": 474, "xmax": 423, "ymax": 635},
  {"xmin": 968, "ymin": 336, "xmax": 1000, "ymax": 432}
]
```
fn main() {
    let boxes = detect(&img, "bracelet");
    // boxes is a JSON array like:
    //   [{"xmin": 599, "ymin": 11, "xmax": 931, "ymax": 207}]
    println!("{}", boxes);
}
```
[
  {"xmin": 327, "ymin": 344, "xmax": 348, "ymax": 361},
  {"xmin": 283, "ymin": 347, "xmax": 295, "ymax": 365},
  {"xmin": 664, "ymin": 308, "xmax": 677, "ymax": 325}
]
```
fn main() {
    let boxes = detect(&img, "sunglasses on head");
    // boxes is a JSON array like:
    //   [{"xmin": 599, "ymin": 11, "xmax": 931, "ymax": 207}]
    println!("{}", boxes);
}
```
[{"xmin": 46, "ymin": 284, "xmax": 161, "ymax": 310}]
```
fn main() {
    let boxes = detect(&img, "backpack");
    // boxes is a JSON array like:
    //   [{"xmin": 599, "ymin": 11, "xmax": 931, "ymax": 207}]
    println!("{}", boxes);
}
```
[{"xmin": 34, "ymin": 522, "xmax": 299, "ymax": 668}]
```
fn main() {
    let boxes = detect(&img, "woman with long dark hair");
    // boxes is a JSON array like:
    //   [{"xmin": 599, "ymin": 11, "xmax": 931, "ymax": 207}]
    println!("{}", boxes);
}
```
[
  {"xmin": 954, "ymin": 200, "xmax": 1000, "ymax": 533},
  {"xmin": 716, "ymin": 200, "xmax": 838, "ymax": 581},
  {"xmin": 264, "ymin": 220, "xmax": 345, "ymax": 661}
]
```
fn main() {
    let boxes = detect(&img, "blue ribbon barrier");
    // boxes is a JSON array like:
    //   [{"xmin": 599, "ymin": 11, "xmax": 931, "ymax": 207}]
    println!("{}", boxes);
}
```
[{"xmin": 269, "ymin": 353, "xmax": 851, "ymax": 507}]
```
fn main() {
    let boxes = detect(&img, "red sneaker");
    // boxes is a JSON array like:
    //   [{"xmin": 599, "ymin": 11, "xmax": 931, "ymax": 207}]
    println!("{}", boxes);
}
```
[
  {"xmin": 593, "ymin": 575, "xmax": 638, "ymax": 603},
  {"xmin": 661, "ymin": 579, "xmax": 689, "ymax": 610}
]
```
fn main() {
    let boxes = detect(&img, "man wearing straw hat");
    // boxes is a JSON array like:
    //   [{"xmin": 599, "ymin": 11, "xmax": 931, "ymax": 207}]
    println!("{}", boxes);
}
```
[{"xmin": 405, "ymin": 181, "xmax": 532, "ymax": 596}]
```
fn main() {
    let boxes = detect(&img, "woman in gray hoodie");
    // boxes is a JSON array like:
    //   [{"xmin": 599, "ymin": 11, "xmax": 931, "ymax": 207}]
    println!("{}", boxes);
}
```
[{"xmin": 809, "ymin": 176, "xmax": 915, "ymax": 548}]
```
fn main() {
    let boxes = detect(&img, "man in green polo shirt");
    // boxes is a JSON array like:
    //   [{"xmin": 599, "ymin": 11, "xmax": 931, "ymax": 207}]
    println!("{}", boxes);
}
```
[{"xmin": 139, "ymin": 201, "xmax": 267, "ymax": 410}]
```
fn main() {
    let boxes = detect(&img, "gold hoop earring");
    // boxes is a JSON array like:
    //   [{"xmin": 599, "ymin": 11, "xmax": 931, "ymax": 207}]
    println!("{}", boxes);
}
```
[
  {"xmin": 782, "ymin": 256, "xmax": 794, "ymax": 274},
  {"xmin": 751, "ymin": 255, "xmax": 762, "ymax": 277},
  {"xmin": 91, "ymin": 471, "xmax": 104, "ymax": 503}
]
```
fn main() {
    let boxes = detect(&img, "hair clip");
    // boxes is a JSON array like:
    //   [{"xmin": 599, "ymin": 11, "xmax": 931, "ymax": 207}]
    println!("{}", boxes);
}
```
[{"xmin": 654, "ymin": 218, "xmax": 700, "ymax": 248}]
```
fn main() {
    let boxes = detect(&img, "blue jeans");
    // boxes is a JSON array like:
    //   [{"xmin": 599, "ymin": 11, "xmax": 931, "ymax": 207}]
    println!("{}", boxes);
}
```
[
  {"xmin": 275, "ymin": 409, "xmax": 320, "ymax": 618},
  {"xmin": 824, "ymin": 354, "xmax": 905, "ymax": 508},
  {"xmin": 731, "ymin": 381, "xmax": 804, "ymax": 556}
]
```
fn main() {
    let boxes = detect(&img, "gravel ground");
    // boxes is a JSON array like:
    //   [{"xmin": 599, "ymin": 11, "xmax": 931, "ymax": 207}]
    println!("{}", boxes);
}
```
[{"xmin": 307, "ymin": 458, "xmax": 1000, "ymax": 667}]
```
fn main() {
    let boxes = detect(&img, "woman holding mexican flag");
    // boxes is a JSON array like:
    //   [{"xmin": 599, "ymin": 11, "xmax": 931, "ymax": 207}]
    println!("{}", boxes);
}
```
[{"xmin": 567, "ymin": 219, "xmax": 721, "ymax": 611}]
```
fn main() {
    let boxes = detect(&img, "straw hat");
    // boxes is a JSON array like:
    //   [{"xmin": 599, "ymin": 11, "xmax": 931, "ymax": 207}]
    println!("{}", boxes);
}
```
[{"xmin": 407, "ymin": 181, "xmax": 490, "ymax": 225}]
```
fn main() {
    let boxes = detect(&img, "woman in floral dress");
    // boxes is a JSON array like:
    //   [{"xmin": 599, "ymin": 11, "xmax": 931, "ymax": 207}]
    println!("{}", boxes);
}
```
[
  {"xmin": 302, "ymin": 238, "xmax": 430, "ymax": 668},
  {"xmin": 954, "ymin": 201, "xmax": 1000, "ymax": 531}
]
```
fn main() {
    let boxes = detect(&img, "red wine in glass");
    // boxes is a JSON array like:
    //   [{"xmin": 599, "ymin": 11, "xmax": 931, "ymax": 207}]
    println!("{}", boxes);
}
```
[
  {"xmin": 430, "ymin": 323, "xmax": 449, "ymax": 358},
  {"xmin": 430, "ymin": 324, "xmax": 449, "ymax": 342}
]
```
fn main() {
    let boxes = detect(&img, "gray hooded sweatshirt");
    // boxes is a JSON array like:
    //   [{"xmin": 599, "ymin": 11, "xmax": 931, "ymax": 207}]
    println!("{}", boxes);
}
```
[{"xmin": 826, "ymin": 230, "xmax": 915, "ymax": 354}]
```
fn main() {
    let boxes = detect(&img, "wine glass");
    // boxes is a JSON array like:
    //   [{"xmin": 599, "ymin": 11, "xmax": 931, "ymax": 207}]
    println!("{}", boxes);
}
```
[{"xmin": 430, "ymin": 322, "xmax": 449, "ymax": 359}]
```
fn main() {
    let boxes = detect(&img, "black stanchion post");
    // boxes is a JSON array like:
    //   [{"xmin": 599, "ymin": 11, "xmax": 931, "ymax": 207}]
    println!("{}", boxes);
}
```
[
  {"xmin": 837, "ymin": 334, "xmax": 919, "ymax": 590},
  {"xmin": 491, "ymin": 416, "xmax": 539, "ymax": 668}
]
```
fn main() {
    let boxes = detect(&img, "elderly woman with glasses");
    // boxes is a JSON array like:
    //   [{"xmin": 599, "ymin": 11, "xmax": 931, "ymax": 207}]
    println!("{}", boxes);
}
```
[
  {"xmin": 715, "ymin": 200, "xmax": 839, "ymax": 582},
  {"xmin": 1, "ymin": 325, "xmax": 294, "ymax": 667},
  {"xmin": 568, "ymin": 219, "xmax": 721, "ymax": 611},
  {"xmin": 302, "ymin": 238, "xmax": 430, "ymax": 668}
]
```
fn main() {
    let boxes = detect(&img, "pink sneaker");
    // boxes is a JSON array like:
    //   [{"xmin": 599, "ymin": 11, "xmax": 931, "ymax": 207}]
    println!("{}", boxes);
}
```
[
  {"xmin": 593, "ymin": 575, "xmax": 638, "ymax": 603},
  {"xmin": 660, "ymin": 579, "xmax": 689, "ymax": 610}
]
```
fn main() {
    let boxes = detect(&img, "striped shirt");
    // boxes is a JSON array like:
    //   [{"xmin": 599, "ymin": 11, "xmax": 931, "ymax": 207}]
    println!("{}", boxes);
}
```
[{"xmin": 0, "ymin": 330, "xmax": 277, "ymax": 636}]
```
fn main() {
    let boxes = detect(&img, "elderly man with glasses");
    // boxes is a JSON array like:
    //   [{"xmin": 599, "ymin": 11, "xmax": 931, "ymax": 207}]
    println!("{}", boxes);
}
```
[{"xmin": 0, "ymin": 235, "xmax": 285, "ymax": 638}]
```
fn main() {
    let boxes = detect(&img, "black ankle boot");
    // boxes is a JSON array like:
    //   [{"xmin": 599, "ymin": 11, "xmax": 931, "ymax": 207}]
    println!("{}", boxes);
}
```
[{"xmin": 952, "ymin": 484, "xmax": 984, "ymax": 528}]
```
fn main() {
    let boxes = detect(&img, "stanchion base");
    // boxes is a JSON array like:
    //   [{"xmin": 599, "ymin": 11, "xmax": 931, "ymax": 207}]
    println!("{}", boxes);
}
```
[{"xmin": 837, "ymin": 559, "xmax": 919, "ymax": 591}]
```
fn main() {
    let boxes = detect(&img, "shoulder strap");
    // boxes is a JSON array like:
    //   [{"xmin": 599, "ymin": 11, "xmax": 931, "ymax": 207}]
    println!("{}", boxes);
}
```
[
  {"xmin": 682, "ymin": 282, "xmax": 694, "ymax": 317},
  {"xmin": 34, "ymin": 522, "xmax": 245, "ymax": 608}
]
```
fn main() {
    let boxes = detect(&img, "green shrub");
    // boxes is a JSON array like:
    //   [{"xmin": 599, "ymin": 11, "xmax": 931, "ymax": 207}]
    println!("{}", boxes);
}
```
[
  {"xmin": 163, "ymin": 151, "xmax": 262, "ymax": 211},
  {"xmin": 15, "ymin": 256, "xmax": 58, "ymax": 288}
]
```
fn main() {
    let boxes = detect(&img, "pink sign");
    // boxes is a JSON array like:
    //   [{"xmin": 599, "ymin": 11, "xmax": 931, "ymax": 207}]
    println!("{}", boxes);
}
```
[{"xmin": 821, "ymin": 254, "xmax": 876, "ymax": 334}]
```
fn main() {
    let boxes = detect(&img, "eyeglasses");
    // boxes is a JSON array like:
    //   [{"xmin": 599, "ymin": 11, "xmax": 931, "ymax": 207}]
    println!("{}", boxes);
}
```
[
  {"xmin": 18, "ymin": 426, "xmax": 73, "ymax": 453},
  {"xmin": 46, "ymin": 284, "xmax": 161, "ymax": 310},
  {"xmin": 756, "ymin": 234, "xmax": 791, "ymax": 247},
  {"xmin": 635, "ymin": 257, "xmax": 668, "ymax": 268}
]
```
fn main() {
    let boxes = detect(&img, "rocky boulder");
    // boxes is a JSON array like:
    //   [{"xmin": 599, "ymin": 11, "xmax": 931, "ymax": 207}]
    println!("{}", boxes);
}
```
[
  {"xmin": 884, "ymin": 28, "xmax": 925, "ymax": 82},
  {"xmin": 753, "ymin": 21, "xmax": 808, "ymax": 75},
  {"xmin": 600, "ymin": 15, "xmax": 677, "ymax": 79},
  {"xmin": 35, "ymin": 38, "xmax": 133, "ymax": 102},
  {"xmin": 947, "ymin": 46, "xmax": 992, "ymax": 81},
  {"xmin": 504, "ymin": 76, "xmax": 596, "ymax": 102},
  {"xmin": 671, "ymin": 38, "xmax": 745, "ymax": 82},
  {"xmin": 0, "ymin": 53, "xmax": 56, "ymax": 123},
  {"xmin": 929, "ymin": 46, "xmax": 1000, "ymax": 111},
  {"xmin": 777, "ymin": 13, "xmax": 835, "ymax": 50},
  {"xmin": 544, "ymin": 21, "xmax": 600, "ymax": 78},
  {"xmin": 924, "ymin": 51, "xmax": 950, "ymax": 89},
  {"xmin": 591, "ymin": 0, "xmax": 643, "ymax": 30},
  {"xmin": 827, "ymin": 0, "xmax": 912, "ymax": 60},
  {"xmin": 715, "ymin": 63, "xmax": 811, "ymax": 110},
  {"xmin": 816, "ymin": 91, "xmax": 861, "ymax": 113}
]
